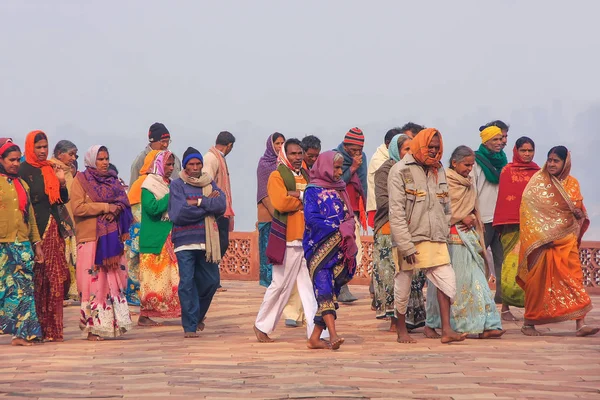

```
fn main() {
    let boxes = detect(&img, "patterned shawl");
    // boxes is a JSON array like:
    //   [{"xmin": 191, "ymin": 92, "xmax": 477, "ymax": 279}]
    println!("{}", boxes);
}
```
[
  {"xmin": 79, "ymin": 145, "xmax": 134, "ymax": 270},
  {"xmin": 256, "ymin": 134, "xmax": 279, "ymax": 203},
  {"xmin": 493, "ymin": 145, "xmax": 540, "ymax": 226}
]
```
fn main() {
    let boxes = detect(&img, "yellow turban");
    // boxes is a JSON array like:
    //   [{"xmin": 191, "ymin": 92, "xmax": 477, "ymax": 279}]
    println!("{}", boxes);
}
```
[{"xmin": 480, "ymin": 126, "xmax": 502, "ymax": 144}]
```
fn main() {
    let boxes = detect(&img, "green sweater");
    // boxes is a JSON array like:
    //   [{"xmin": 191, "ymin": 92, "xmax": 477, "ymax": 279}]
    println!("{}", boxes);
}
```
[{"xmin": 140, "ymin": 188, "xmax": 173, "ymax": 254}]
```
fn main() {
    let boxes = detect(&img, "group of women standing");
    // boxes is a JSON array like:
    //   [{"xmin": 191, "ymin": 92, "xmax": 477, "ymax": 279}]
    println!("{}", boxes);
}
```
[
  {"xmin": 370, "ymin": 129, "xmax": 596, "ymax": 338},
  {"xmin": 0, "ymin": 131, "xmax": 182, "ymax": 345}
]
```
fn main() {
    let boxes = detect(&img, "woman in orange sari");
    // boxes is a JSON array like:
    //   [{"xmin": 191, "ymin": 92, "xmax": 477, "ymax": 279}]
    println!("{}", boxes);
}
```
[{"xmin": 518, "ymin": 146, "xmax": 598, "ymax": 337}]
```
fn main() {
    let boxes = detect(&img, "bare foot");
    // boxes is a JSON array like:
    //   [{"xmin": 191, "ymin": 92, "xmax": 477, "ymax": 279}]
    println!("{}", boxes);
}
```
[
  {"xmin": 138, "ymin": 316, "xmax": 163, "ymax": 327},
  {"xmin": 501, "ymin": 310, "xmax": 519, "ymax": 322},
  {"xmin": 217, "ymin": 287, "xmax": 227, "ymax": 292},
  {"xmin": 388, "ymin": 317, "xmax": 398, "ymax": 332},
  {"xmin": 424, "ymin": 326, "xmax": 441, "ymax": 339},
  {"xmin": 576, "ymin": 326, "xmax": 600, "ymax": 337},
  {"xmin": 441, "ymin": 330, "xmax": 468, "ymax": 344},
  {"xmin": 254, "ymin": 325, "xmax": 274, "ymax": 343},
  {"xmin": 521, "ymin": 325, "xmax": 542, "ymax": 336},
  {"xmin": 197, "ymin": 322, "xmax": 205, "ymax": 332},
  {"xmin": 396, "ymin": 333, "xmax": 417, "ymax": 344},
  {"xmin": 479, "ymin": 329, "xmax": 506, "ymax": 339},
  {"xmin": 330, "ymin": 336, "xmax": 345, "ymax": 350},
  {"xmin": 307, "ymin": 338, "xmax": 331, "ymax": 350},
  {"xmin": 184, "ymin": 332, "xmax": 199, "ymax": 338},
  {"xmin": 87, "ymin": 333, "xmax": 104, "ymax": 341},
  {"xmin": 11, "ymin": 338, "xmax": 33, "ymax": 346}
]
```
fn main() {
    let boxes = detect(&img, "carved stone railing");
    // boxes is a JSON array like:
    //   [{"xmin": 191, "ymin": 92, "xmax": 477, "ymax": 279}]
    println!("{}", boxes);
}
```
[
  {"xmin": 220, "ymin": 232, "xmax": 600, "ymax": 292},
  {"xmin": 580, "ymin": 241, "xmax": 600, "ymax": 294}
]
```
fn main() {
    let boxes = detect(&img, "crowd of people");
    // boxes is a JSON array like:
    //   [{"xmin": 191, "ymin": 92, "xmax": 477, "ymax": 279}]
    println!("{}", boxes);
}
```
[{"xmin": 0, "ymin": 120, "xmax": 597, "ymax": 349}]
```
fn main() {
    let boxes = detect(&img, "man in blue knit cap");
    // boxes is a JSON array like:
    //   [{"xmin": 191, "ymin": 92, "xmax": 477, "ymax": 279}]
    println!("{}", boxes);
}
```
[{"xmin": 168, "ymin": 147, "xmax": 226, "ymax": 338}]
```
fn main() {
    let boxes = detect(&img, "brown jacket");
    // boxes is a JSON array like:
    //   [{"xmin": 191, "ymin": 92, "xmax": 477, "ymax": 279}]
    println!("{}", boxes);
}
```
[
  {"xmin": 0, "ymin": 177, "xmax": 41, "ymax": 244},
  {"xmin": 70, "ymin": 177, "xmax": 111, "ymax": 244},
  {"xmin": 373, "ymin": 159, "xmax": 395, "ymax": 234},
  {"xmin": 387, "ymin": 154, "xmax": 451, "ymax": 257}
]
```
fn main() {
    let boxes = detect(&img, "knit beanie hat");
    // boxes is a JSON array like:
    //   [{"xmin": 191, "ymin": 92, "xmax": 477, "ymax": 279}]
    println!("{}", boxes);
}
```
[
  {"xmin": 343, "ymin": 127, "xmax": 365, "ymax": 147},
  {"xmin": 182, "ymin": 147, "xmax": 203, "ymax": 168},
  {"xmin": 149, "ymin": 123, "xmax": 170, "ymax": 143}
]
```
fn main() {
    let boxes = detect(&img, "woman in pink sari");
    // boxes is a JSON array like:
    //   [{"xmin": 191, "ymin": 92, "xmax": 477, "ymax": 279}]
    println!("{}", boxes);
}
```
[{"xmin": 70, "ymin": 145, "xmax": 134, "ymax": 341}]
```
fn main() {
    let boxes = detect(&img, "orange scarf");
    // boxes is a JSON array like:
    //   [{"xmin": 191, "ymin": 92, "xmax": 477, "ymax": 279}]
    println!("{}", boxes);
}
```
[
  {"xmin": 409, "ymin": 128, "xmax": 443, "ymax": 180},
  {"xmin": 128, "ymin": 150, "xmax": 160, "ymax": 205},
  {"xmin": 24, "ymin": 130, "xmax": 62, "ymax": 205}
]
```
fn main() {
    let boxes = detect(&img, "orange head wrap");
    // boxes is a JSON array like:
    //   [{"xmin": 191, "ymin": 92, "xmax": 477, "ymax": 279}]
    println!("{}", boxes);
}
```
[
  {"xmin": 24, "ymin": 130, "xmax": 62, "ymax": 204},
  {"xmin": 409, "ymin": 128, "xmax": 444, "ymax": 171},
  {"xmin": 128, "ymin": 150, "xmax": 160, "ymax": 205}
]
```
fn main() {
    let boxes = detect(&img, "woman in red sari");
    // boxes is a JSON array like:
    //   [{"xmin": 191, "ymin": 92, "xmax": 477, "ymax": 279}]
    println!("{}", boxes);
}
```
[
  {"xmin": 518, "ymin": 146, "xmax": 598, "ymax": 337},
  {"xmin": 493, "ymin": 137, "xmax": 540, "ymax": 319}
]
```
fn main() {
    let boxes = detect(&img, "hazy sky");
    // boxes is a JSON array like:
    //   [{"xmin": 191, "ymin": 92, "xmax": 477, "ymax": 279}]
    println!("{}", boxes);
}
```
[{"xmin": 2, "ymin": 1, "xmax": 599, "ymax": 238}]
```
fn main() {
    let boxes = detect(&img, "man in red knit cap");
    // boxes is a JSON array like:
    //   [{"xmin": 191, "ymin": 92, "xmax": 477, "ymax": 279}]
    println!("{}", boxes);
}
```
[{"xmin": 334, "ymin": 127, "xmax": 368, "ymax": 303}]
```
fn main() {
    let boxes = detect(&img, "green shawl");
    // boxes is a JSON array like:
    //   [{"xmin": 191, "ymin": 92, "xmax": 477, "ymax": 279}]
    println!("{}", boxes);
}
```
[{"xmin": 474, "ymin": 144, "xmax": 507, "ymax": 184}]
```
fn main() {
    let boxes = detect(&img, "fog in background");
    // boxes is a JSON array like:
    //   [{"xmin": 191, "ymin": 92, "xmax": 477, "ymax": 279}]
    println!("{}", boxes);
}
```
[{"xmin": 1, "ymin": 1, "xmax": 599, "ymax": 238}]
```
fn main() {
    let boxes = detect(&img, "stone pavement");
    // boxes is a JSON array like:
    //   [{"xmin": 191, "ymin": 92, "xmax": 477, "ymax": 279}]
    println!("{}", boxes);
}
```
[{"xmin": 1, "ymin": 282, "xmax": 599, "ymax": 400}]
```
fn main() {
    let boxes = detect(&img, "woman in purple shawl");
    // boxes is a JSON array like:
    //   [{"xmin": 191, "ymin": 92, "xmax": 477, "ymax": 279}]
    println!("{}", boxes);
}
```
[
  {"xmin": 303, "ymin": 151, "xmax": 358, "ymax": 350},
  {"xmin": 70, "ymin": 145, "xmax": 134, "ymax": 341},
  {"xmin": 256, "ymin": 133, "xmax": 285, "ymax": 287}
]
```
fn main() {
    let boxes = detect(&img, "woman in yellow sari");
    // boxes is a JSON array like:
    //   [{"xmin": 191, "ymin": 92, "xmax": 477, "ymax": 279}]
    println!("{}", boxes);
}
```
[{"xmin": 518, "ymin": 146, "xmax": 598, "ymax": 337}]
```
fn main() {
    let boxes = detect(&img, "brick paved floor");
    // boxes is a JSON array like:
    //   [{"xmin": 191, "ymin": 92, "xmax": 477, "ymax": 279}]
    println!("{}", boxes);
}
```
[{"xmin": 1, "ymin": 282, "xmax": 599, "ymax": 399}]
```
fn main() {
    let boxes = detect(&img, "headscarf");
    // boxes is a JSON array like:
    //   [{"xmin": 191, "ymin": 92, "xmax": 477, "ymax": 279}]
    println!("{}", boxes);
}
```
[
  {"xmin": 77, "ymin": 145, "xmax": 133, "ymax": 270},
  {"xmin": 389, "ymin": 133, "xmax": 410, "ymax": 162},
  {"xmin": 128, "ymin": 150, "xmax": 160, "ymax": 205},
  {"xmin": 409, "ymin": 128, "xmax": 443, "ymax": 179},
  {"xmin": 549, "ymin": 150, "xmax": 572, "ymax": 181},
  {"xmin": 24, "ymin": 130, "xmax": 62, "ymax": 204},
  {"xmin": 0, "ymin": 138, "xmax": 29, "ymax": 218},
  {"xmin": 84, "ymin": 145, "xmax": 102, "ymax": 168},
  {"xmin": 480, "ymin": 126, "xmax": 502, "ymax": 144},
  {"xmin": 257, "ymin": 134, "xmax": 280, "ymax": 203},
  {"xmin": 493, "ymin": 144, "xmax": 540, "ymax": 226},
  {"xmin": 307, "ymin": 150, "xmax": 357, "ymax": 273},
  {"xmin": 277, "ymin": 144, "xmax": 296, "ymax": 171},
  {"xmin": 142, "ymin": 150, "xmax": 172, "ymax": 220},
  {"xmin": 151, "ymin": 150, "xmax": 172, "ymax": 176}
]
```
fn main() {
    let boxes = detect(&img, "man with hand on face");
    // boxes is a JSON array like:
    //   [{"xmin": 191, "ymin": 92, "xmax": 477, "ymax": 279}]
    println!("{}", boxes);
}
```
[
  {"xmin": 168, "ymin": 147, "xmax": 226, "ymax": 339},
  {"xmin": 254, "ymin": 138, "xmax": 322, "ymax": 345},
  {"xmin": 334, "ymin": 127, "xmax": 368, "ymax": 303},
  {"xmin": 130, "ymin": 123, "xmax": 182, "ymax": 187}
]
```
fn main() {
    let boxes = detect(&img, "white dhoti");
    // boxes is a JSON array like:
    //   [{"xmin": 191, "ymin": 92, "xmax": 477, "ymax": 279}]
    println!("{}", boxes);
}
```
[
  {"xmin": 255, "ymin": 242, "xmax": 323, "ymax": 339},
  {"xmin": 394, "ymin": 264, "xmax": 456, "ymax": 315}
]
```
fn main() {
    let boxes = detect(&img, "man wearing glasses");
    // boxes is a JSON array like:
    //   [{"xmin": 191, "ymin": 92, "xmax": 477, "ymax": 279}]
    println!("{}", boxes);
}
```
[{"xmin": 129, "ymin": 122, "xmax": 182, "ymax": 186}]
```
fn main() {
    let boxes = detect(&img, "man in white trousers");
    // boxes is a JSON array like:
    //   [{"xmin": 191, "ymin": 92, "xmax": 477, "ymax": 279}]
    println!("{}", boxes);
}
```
[{"xmin": 253, "ymin": 138, "xmax": 327, "ymax": 346}]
